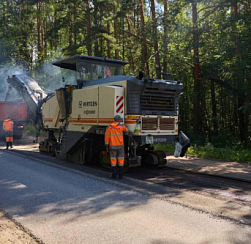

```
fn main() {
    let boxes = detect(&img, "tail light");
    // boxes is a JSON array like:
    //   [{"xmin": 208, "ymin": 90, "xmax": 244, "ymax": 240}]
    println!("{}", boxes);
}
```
[{"xmin": 17, "ymin": 125, "xmax": 24, "ymax": 129}]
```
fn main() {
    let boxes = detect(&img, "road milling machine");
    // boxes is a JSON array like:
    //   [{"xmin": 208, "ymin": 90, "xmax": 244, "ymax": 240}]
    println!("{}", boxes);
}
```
[{"xmin": 7, "ymin": 55, "xmax": 190, "ymax": 168}]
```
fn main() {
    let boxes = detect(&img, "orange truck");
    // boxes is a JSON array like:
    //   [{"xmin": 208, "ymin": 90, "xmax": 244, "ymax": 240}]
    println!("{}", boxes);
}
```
[{"xmin": 0, "ymin": 101, "xmax": 27, "ymax": 139}]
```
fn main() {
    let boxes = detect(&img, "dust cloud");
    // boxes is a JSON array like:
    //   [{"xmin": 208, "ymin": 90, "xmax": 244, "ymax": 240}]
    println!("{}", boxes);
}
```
[
  {"xmin": 0, "ymin": 60, "xmax": 76, "ymax": 101},
  {"xmin": 0, "ymin": 66, "xmax": 24, "ymax": 101},
  {"xmin": 32, "ymin": 61, "xmax": 76, "ymax": 94}
]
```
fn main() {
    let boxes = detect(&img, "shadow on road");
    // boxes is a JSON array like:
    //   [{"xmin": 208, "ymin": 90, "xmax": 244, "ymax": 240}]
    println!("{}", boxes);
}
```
[
  {"xmin": 0, "ymin": 173, "xmax": 147, "ymax": 224},
  {"xmin": 1, "ymin": 134, "xmax": 251, "ymax": 228}
]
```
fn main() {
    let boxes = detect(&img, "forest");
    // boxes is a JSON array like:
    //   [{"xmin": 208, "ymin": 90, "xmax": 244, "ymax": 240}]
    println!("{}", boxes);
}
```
[{"xmin": 0, "ymin": 0, "xmax": 250, "ymax": 154}]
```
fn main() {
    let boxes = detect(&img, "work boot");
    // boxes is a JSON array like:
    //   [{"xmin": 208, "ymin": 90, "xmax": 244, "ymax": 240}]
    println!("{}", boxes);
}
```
[
  {"xmin": 111, "ymin": 166, "xmax": 117, "ymax": 179},
  {"xmin": 6, "ymin": 142, "xmax": 9, "ymax": 150},
  {"xmin": 118, "ymin": 166, "xmax": 124, "ymax": 179},
  {"xmin": 10, "ymin": 142, "xmax": 13, "ymax": 148}
]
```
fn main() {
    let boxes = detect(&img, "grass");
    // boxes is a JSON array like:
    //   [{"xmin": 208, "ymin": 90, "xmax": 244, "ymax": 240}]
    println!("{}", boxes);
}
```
[{"xmin": 154, "ymin": 143, "xmax": 251, "ymax": 164}]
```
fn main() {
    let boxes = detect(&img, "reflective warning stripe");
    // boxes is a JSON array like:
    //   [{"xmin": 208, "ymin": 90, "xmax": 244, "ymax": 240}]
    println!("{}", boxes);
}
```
[
  {"xmin": 6, "ymin": 137, "xmax": 13, "ymax": 142},
  {"xmin": 69, "ymin": 118, "xmax": 114, "ymax": 124},
  {"xmin": 110, "ymin": 134, "xmax": 124, "ymax": 137},
  {"xmin": 116, "ymin": 96, "xmax": 124, "ymax": 113}
]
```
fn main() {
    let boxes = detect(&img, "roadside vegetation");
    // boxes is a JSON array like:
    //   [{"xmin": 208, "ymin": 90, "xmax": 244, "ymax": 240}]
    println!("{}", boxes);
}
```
[
  {"xmin": 155, "ymin": 143, "xmax": 251, "ymax": 164},
  {"xmin": 187, "ymin": 145, "xmax": 251, "ymax": 164}
]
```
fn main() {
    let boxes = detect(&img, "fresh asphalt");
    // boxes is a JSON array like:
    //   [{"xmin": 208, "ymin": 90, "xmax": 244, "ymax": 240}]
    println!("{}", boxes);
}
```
[{"xmin": 1, "ymin": 149, "xmax": 251, "ymax": 244}]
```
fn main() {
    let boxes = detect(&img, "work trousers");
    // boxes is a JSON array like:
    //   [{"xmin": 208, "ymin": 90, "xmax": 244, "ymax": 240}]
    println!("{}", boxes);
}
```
[
  {"xmin": 5, "ymin": 131, "xmax": 13, "ymax": 142},
  {"xmin": 110, "ymin": 147, "xmax": 124, "ymax": 166}
]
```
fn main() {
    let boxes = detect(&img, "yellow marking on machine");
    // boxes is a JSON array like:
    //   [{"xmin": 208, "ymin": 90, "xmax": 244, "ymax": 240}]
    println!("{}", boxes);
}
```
[{"xmin": 126, "ymin": 115, "xmax": 140, "ymax": 119}]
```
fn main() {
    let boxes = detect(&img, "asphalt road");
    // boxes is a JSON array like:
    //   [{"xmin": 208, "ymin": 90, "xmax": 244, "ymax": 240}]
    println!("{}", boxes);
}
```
[
  {"xmin": 1, "ymin": 150, "xmax": 251, "ymax": 244},
  {"xmin": 4, "ymin": 135, "xmax": 251, "ymax": 207}
]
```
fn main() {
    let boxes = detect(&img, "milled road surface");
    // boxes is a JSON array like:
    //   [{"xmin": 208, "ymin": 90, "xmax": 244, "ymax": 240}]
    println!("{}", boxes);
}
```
[
  {"xmin": 3, "ymin": 135, "xmax": 251, "ymax": 207},
  {"xmin": 3, "ymin": 135, "xmax": 251, "ymax": 223},
  {"xmin": 1, "ymin": 150, "xmax": 251, "ymax": 244}
]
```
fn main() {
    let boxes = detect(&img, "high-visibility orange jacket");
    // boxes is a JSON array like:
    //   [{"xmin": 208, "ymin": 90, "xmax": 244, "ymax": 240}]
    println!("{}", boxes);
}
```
[
  {"xmin": 105, "ymin": 122, "xmax": 128, "ymax": 149},
  {"xmin": 3, "ymin": 119, "xmax": 14, "ymax": 132}
]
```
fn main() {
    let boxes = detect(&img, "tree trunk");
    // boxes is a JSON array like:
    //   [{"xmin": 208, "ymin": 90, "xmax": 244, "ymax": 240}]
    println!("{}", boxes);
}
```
[
  {"xmin": 41, "ymin": 3, "xmax": 44, "ymax": 51},
  {"xmin": 43, "ymin": 3, "xmax": 47, "ymax": 57},
  {"xmin": 73, "ymin": 1, "xmax": 77, "ymax": 51},
  {"xmin": 150, "ymin": 0, "xmax": 161, "ymax": 78},
  {"xmin": 107, "ymin": 6, "xmax": 111, "ymax": 58},
  {"xmin": 114, "ymin": 3, "xmax": 119, "ymax": 59},
  {"xmin": 37, "ymin": 2, "xmax": 41, "ymax": 56},
  {"xmin": 69, "ymin": 3, "xmax": 73, "ymax": 47},
  {"xmin": 86, "ymin": 0, "xmax": 92, "ymax": 56},
  {"xmin": 139, "ymin": 0, "xmax": 148, "ymax": 72},
  {"xmin": 192, "ymin": 2, "xmax": 201, "ymax": 133},
  {"xmin": 122, "ymin": 14, "xmax": 125, "ymax": 61},
  {"xmin": 211, "ymin": 81, "xmax": 218, "ymax": 135},
  {"xmin": 19, "ymin": 2, "xmax": 23, "ymax": 58},
  {"xmin": 100, "ymin": 6, "xmax": 103, "ymax": 56},
  {"xmin": 93, "ymin": 1, "xmax": 99, "ymax": 56},
  {"xmin": 238, "ymin": 95, "xmax": 247, "ymax": 141},
  {"xmin": 54, "ymin": 10, "xmax": 57, "ymax": 50},
  {"xmin": 133, "ymin": 1, "xmax": 136, "ymax": 29},
  {"xmin": 163, "ymin": 0, "xmax": 168, "ymax": 73},
  {"xmin": 232, "ymin": 1, "xmax": 248, "ymax": 142}
]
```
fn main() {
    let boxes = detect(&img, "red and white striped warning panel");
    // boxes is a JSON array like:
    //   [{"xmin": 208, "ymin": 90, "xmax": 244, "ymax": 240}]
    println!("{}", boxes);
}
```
[{"xmin": 116, "ymin": 96, "xmax": 124, "ymax": 114}]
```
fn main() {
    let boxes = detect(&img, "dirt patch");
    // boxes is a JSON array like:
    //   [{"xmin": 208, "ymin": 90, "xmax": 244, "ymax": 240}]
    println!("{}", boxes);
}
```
[{"xmin": 0, "ymin": 210, "xmax": 40, "ymax": 244}]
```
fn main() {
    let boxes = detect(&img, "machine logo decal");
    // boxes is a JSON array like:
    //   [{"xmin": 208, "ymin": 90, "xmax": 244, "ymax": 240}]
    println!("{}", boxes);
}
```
[
  {"xmin": 83, "ymin": 101, "xmax": 98, "ymax": 107},
  {"xmin": 116, "ymin": 96, "xmax": 124, "ymax": 113},
  {"xmin": 84, "ymin": 110, "xmax": 95, "ymax": 115}
]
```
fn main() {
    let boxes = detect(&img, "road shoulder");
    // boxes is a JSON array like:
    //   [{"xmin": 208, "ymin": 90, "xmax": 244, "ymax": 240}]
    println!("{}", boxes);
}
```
[
  {"xmin": 166, "ymin": 155, "xmax": 251, "ymax": 183},
  {"xmin": 0, "ymin": 209, "xmax": 41, "ymax": 244}
]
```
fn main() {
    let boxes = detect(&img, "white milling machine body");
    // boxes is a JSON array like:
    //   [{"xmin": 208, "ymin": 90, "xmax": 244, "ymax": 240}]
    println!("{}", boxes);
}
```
[{"xmin": 8, "ymin": 55, "xmax": 190, "ymax": 167}]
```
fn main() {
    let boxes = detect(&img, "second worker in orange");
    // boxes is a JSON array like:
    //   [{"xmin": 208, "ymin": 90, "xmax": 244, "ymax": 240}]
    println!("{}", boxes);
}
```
[{"xmin": 3, "ymin": 116, "xmax": 14, "ymax": 150}]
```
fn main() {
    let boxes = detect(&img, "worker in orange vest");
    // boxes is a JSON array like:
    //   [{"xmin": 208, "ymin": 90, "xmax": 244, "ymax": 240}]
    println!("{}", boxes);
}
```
[
  {"xmin": 3, "ymin": 116, "xmax": 14, "ymax": 150},
  {"xmin": 105, "ymin": 115, "xmax": 129, "ymax": 179}
]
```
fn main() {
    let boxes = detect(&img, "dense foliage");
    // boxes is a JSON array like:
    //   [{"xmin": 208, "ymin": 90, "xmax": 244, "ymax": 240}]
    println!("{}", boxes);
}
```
[
  {"xmin": 0, "ymin": 0, "xmax": 250, "ymax": 148},
  {"xmin": 155, "ymin": 143, "xmax": 251, "ymax": 163}
]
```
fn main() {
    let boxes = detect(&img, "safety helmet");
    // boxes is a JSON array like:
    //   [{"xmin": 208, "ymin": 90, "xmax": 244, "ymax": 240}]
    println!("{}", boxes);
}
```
[{"xmin": 114, "ymin": 115, "xmax": 122, "ymax": 121}]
